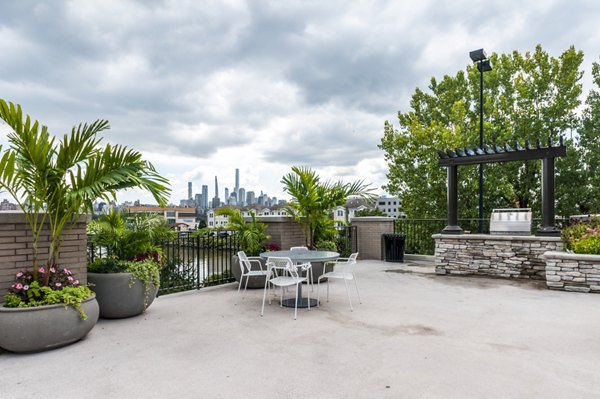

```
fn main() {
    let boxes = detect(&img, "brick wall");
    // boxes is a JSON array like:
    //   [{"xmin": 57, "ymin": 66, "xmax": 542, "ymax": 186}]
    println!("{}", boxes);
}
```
[
  {"xmin": 0, "ymin": 212, "xmax": 88, "ymax": 298},
  {"xmin": 260, "ymin": 217, "xmax": 306, "ymax": 250},
  {"xmin": 351, "ymin": 217, "xmax": 395, "ymax": 260},
  {"xmin": 433, "ymin": 234, "xmax": 563, "ymax": 280},
  {"xmin": 543, "ymin": 251, "xmax": 600, "ymax": 293}
]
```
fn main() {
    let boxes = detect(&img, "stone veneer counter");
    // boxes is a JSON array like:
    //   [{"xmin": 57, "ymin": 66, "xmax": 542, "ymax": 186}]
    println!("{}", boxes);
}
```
[
  {"xmin": 433, "ymin": 234, "xmax": 563, "ymax": 280},
  {"xmin": 542, "ymin": 251, "xmax": 600, "ymax": 293}
]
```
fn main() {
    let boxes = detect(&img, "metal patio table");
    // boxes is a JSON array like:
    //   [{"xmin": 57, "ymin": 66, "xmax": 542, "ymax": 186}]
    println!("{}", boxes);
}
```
[{"xmin": 260, "ymin": 250, "xmax": 339, "ymax": 308}]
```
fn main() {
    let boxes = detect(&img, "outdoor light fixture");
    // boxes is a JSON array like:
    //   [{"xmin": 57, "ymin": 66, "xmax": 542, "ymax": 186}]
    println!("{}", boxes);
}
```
[{"xmin": 470, "ymin": 48, "xmax": 493, "ymax": 233}]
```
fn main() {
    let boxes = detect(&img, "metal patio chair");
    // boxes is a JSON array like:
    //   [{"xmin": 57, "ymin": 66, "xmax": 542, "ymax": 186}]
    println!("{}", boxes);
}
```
[
  {"xmin": 236, "ymin": 251, "xmax": 268, "ymax": 305},
  {"xmin": 317, "ymin": 252, "xmax": 361, "ymax": 311},
  {"xmin": 261, "ymin": 256, "xmax": 311, "ymax": 320}
]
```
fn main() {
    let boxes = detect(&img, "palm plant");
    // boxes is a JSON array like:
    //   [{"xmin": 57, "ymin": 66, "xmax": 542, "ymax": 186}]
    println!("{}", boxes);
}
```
[
  {"xmin": 281, "ymin": 166, "xmax": 376, "ymax": 248},
  {"xmin": 0, "ymin": 99, "xmax": 170, "ymax": 288},
  {"xmin": 88, "ymin": 210, "xmax": 175, "ymax": 263},
  {"xmin": 216, "ymin": 207, "xmax": 270, "ymax": 255}
]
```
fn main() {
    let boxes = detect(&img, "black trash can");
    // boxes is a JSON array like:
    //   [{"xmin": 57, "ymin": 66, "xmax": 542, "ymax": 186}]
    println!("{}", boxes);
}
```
[{"xmin": 382, "ymin": 233, "xmax": 406, "ymax": 262}]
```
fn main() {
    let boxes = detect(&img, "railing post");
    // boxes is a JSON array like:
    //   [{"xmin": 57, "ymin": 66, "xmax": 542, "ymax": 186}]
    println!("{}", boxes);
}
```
[
  {"xmin": 537, "ymin": 157, "xmax": 560, "ymax": 236},
  {"xmin": 442, "ymin": 165, "xmax": 463, "ymax": 234}
]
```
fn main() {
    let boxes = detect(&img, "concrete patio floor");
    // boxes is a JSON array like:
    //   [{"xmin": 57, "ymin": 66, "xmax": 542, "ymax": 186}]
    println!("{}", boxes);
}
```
[{"xmin": 1, "ymin": 257, "xmax": 599, "ymax": 399}]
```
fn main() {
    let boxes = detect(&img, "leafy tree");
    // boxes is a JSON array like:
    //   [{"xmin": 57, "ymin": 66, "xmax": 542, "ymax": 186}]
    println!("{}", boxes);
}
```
[
  {"xmin": 379, "ymin": 45, "xmax": 585, "ymax": 219},
  {"xmin": 355, "ymin": 207, "xmax": 386, "ymax": 217},
  {"xmin": 578, "ymin": 60, "xmax": 600, "ymax": 213},
  {"xmin": 281, "ymin": 166, "xmax": 375, "ymax": 248}
]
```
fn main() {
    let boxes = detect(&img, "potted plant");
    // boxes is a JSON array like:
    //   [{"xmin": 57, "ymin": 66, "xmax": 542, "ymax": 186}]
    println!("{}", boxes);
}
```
[
  {"xmin": 214, "ymin": 207, "xmax": 272, "ymax": 288},
  {"xmin": 87, "ymin": 210, "xmax": 175, "ymax": 318},
  {"xmin": 0, "ymin": 99, "xmax": 169, "ymax": 352}
]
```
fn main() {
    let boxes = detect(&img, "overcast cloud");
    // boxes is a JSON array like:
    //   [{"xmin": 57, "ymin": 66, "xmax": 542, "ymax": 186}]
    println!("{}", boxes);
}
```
[{"xmin": 1, "ymin": 0, "xmax": 600, "ymax": 204}]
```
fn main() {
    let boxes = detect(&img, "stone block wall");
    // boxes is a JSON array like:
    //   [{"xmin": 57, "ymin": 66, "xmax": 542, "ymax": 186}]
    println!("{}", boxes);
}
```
[
  {"xmin": 260, "ymin": 217, "xmax": 306, "ymax": 250},
  {"xmin": 0, "ymin": 212, "xmax": 88, "ymax": 298},
  {"xmin": 433, "ymin": 234, "xmax": 563, "ymax": 280},
  {"xmin": 351, "ymin": 217, "xmax": 395, "ymax": 260},
  {"xmin": 543, "ymin": 251, "xmax": 600, "ymax": 293}
]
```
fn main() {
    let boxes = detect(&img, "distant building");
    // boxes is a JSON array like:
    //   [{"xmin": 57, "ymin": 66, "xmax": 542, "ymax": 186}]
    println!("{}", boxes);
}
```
[
  {"xmin": 127, "ymin": 205, "xmax": 197, "ymax": 229},
  {"xmin": 0, "ymin": 199, "xmax": 19, "ymax": 211},
  {"xmin": 333, "ymin": 197, "xmax": 374, "ymax": 228},
  {"xmin": 206, "ymin": 205, "xmax": 290, "ymax": 228},
  {"xmin": 202, "ymin": 185, "xmax": 209, "ymax": 209},
  {"xmin": 376, "ymin": 196, "xmax": 404, "ymax": 218}
]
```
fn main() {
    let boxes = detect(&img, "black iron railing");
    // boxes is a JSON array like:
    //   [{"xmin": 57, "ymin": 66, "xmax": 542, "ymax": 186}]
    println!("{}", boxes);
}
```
[
  {"xmin": 394, "ymin": 218, "xmax": 569, "ymax": 255},
  {"xmin": 87, "ymin": 231, "xmax": 239, "ymax": 296},
  {"xmin": 336, "ymin": 226, "xmax": 357, "ymax": 257}
]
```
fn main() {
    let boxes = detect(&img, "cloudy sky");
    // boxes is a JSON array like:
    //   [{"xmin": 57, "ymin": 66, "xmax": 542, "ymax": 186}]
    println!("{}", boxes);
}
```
[{"xmin": 1, "ymin": 0, "xmax": 600, "ymax": 205}]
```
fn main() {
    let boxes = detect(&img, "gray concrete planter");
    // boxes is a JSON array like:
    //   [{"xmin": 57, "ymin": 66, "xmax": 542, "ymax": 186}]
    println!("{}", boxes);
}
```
[
  {"xmin": 88, "ymin": 272, "xmax": 158, "ymax": 319},
  {"xmin": 0, "ymin": 295, "xmax": 99, "ymax": 353},
  {"xmin": 232, "ymin": 255, "xmax": 267, "ymax": 288},
  {"xmin": 543, "ymin": 251, "xmax": 600, "ymax": 293}
]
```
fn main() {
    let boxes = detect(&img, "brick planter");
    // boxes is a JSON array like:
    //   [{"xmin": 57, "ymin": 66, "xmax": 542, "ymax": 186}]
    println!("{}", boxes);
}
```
[{"xmin": 542, "ymin": 251, "xmax": 600, "ymax": 293}]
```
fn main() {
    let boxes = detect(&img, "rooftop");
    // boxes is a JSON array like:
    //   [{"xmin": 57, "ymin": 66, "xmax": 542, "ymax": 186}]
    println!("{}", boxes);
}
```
[{"xmin": 1, "ymin": 258, "xmax": 599, "ymax": 398}]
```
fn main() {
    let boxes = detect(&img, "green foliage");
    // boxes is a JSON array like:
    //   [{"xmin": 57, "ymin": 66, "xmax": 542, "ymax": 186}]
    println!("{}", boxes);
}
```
[
  {"xmin": 215, "ymin": 207, "xmax": 270, "ymax": 255},
  {"xmin": 315, "ymin": 239, "xmax": 337, "ymax": 251},
  {"xmin": 379, "ymin": 45, "xmax": 587, "ymax": 218},
  {"xmin": 355, "ymin": 208, "xmax": 387, "ymax": 217},
  {"xmin": 0, "ymin": 99, "xmax": 170, "ymax": 288},
  {"xmin": 88, "ymin": 209, "xmax": 175, "ymax": 262},
  {"xmin": 4, "ymin": 282, "xmax": 94, "ymax": 320},
  {"xmin": 562, "ymin": 218, "xmax": 600, "ymax": 254},
  {"xmin": 281, "ymin": 166, "xmax": 376, "ymax": 248}
]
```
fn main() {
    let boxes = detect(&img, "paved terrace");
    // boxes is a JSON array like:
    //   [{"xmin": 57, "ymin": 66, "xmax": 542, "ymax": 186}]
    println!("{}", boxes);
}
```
[{"xmin": 1, "ymin": 257, "xmax": 599, "ymax": 399}]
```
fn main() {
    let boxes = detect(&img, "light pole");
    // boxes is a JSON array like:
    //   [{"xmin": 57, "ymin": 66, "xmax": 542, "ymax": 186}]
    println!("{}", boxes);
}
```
[{"xmin": 469, "ymin": 48, "xmax": 492, "ymax": 233}]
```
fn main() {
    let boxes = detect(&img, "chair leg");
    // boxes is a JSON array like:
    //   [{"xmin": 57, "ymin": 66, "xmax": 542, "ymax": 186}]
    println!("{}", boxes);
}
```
[
  {"xmin": 294, "ymin": 284, "xmax": 298, "ymax": 320},
  {"xmin": 261, "ymin": 279, "xmax": 269, "ymax": 317},
  {"xmin": 344, "ymin": 278, "xmax": 353, "ymax": 312},
  {"xmin": 307, "ymin": 280, "xmax": 311, "ymax": 311},
  {"xmin": 243, "ymin": 273, "xmax": 250, "ymax": 299},
  {"xmin": 317, "ymin": 278, "xmax": 321, "ymax": 307},
  {"xmin": 326, "ymin": 279, "xmax": 330, "ymax": 302},
  {"xmin": 353, "ymin": 275, "xmax": 361, "ymax": 304},
  {"xmin": 236, "ymin": 276, "xmax": 244, "ymax": 305}
]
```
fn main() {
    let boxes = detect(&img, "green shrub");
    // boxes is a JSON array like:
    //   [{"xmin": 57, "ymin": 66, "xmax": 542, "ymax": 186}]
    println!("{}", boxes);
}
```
[{"xmin": 562, "ymin": 218, "xmax": 600, "ymax": 254}]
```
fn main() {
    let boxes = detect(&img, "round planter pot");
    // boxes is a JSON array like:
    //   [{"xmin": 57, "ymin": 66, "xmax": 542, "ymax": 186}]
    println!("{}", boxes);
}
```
[
  {"xmin": 232, "ymin": 255, "xmax": 267, "ymax": 288},
  {"xmin": 0, "ymin": 295, "xmax": 99, "ymax": 353},
  {"xmin": 88, "ymin": 272, "xmax": 158, "ymax": 319}
]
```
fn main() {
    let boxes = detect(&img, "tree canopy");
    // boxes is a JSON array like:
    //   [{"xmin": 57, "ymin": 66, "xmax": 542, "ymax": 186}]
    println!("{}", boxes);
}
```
[{"xmin": 379, "ymin": 45, "xmax": 599, "ymax": 219}]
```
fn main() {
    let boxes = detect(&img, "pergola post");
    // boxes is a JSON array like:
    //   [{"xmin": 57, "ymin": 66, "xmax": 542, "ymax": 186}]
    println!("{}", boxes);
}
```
[
  {"xmin": 537, "ymin": 157, "xmax": 560, "ymax": 236},
  {"xmin": 442, "ymin": 165, "xmax": 463, "ymax": 234}
]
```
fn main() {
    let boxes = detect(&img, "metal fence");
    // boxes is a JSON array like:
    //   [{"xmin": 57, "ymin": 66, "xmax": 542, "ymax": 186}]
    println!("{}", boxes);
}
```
[
  {"xmin": 88, "ymin": 231, "xmax": 240, "ymax": 296},
  {"xmin": 394, "ymin": 218, "xmax": 569, "ymax": 255},
  {"xmin": 87, "ymin": 227, "xmax": 357, "ymax": 296}
]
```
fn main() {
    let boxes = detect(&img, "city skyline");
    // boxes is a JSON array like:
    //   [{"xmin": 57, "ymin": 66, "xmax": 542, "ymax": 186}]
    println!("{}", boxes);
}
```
[{"xmin": 2, "ymin": 2, "xmax": 600, "ymax": 205}]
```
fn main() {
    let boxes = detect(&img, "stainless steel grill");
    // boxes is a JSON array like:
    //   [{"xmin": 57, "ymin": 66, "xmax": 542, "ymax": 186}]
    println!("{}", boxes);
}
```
[{"xmin": 490, "ymin": 208, "xmax": 531, "ymax": 235}]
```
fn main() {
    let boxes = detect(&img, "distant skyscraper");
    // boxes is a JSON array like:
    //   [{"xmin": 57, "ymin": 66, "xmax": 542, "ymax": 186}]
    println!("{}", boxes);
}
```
[
  {"xmin": 202, "ymin": 185, "xmax": 208, "ymax": 209},
  {"xmin": 247, "ymin": 191, "xmax": 255, "ymax": 205},
  {"xmin": 225, "ymin": 187, "xmax": 229, "ymax": 201},
  {"xmin": 188, "ymin": 182, "xmax": 192, "ymax": 200},
  {"xmin": 212, "ymin": 176, "xmax": 220, "ymax": 209},
  {"xmin": 195, "ymin": 194, "xmax": 202, "ymax": 208},
  {"xmin": 234, "ymin": 169, "xmax": 239, "ymax": 199},
  {"xmin": 239, "ymin": 188, "xmax": 246, "ymax": 206}
]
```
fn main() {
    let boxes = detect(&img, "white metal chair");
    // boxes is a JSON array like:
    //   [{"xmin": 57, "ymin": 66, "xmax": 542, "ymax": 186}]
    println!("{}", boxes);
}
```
[
  {"xmin": 290, "ymin": 246, "xmax": 314, "ymax": 290},
  {"xmin": 317, "ymin": 252, "xmax": 361, "ymax": 311},
  {"xmin": 261, "ymin": 256, "xmax": 311, "ymax": 320},
  {"xmin": 236, "ymin": 251, "xmax": 268, "ymax": 305}
]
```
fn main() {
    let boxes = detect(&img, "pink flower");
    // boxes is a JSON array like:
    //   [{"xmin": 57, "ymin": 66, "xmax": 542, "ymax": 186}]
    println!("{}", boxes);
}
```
[
  {"xmin": 11, "ymin": 284, "xmax": 16, "ymax": 288},
  {"xmin": 63, "ymin": 268, "xmax": 71, "ymax": 275},
  {"xmin": 15, "ymin": 283, "xmax": 23, "ymax": 290},
  {"xmin": 73, "ymin": 280, "xmax": 80, "ymax": 285},
  {"xmin": 55, "ymin": 282, "xmax": 62, "ymax": 288},
  {"xmin": 38, "ymin": 267, "xmax": 45, "ymax": 273},
  {"xmin": 50, "ymin": 267, "xmax": 56, "ymax": 273},
  {"xmin": 16, "ymin": 272, "xmax": 23, "ymax": 278},
  {"xmin": 23, "ymin": 285, "xmax": 29, "ymax": 290},
  {"xmin": 67, "ymin": 276, "xmax": 74, "ymax": 282}
]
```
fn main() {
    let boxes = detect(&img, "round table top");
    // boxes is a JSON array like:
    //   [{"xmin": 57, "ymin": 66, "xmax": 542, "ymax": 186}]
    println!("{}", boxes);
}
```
[{"xmin": 259, "ymin": 250, "xmax": 340, "ymax": 263}]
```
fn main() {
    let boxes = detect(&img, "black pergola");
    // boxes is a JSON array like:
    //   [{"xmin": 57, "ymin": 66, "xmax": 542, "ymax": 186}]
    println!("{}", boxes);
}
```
[{"xmin": 438, "ymin": 138, "xmax": 567, "ymax": 236}]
